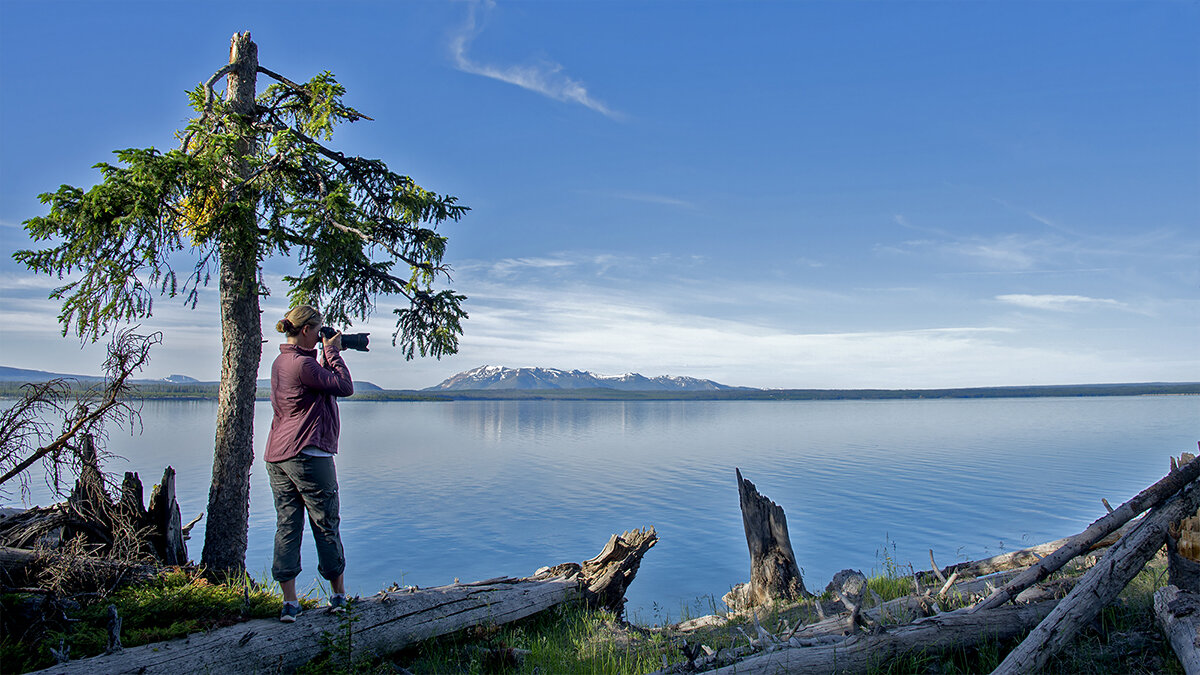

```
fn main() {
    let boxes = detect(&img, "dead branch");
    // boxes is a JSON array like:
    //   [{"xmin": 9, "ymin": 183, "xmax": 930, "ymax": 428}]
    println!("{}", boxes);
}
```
[
  {"xmin": 993, "ymin": 475, "xmax": 1200, "ymax": 674},
  {"xmin": 974, "ymin": 455, "xmax": 1200, "ymax": 612}
]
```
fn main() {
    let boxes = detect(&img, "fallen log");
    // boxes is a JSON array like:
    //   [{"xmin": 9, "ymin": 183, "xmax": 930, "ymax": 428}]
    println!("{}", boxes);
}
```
[
  {"xmin": 733, "ymin": 468, "xmax": 809, "ymax": 608},
  {"xmin": 1154, "ymin": 585, "xmax": 1200, "ymax": 675},
  {"xmin": 700, "ymin": 600, "xmax": 1058, "ymax": 675},
  {"xmin": 28, "ymin": 528, "xmax": 656, "ymax": 674},
  {"xmin": 922, "ymin": 523, "xmax": 1130, "ymax": 585},
  {"xmin": 992, "ymin": 475, "xmax": 1200, "ymax": 674},
  {"xmin": 974, "ymin": 455, "xmax": 1200, "ymax": 612},
  {"xmin": 28, "ymin": 575, "xmax": 579, "ymax": 675}
]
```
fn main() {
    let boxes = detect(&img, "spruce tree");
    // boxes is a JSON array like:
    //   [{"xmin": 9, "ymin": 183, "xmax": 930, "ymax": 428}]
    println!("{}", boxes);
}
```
[{"xmin": 14, "ymin": 32, "xmax": 468, "ymax": 574}]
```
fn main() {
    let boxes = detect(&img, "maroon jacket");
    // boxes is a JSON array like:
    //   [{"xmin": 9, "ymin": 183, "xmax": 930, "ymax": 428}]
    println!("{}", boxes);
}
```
[{"xmin": 264, "ymin": 343, "xmax": 353, "ymax": 463}]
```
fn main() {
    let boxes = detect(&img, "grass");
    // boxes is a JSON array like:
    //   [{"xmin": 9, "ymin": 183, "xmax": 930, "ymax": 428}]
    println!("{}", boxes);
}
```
[
  {"xmin": 0, "ymin": 553, "xmax": 1187, "ymax": 674},
  {"xmin": 0, "ymin": 568, "xmax": 311, "ymax": 673}
]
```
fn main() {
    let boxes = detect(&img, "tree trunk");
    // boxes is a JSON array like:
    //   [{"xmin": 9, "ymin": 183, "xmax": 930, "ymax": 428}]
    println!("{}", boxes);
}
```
[
  {"xmin": 974, "ymin": 456, "xmax": 1200, "ymax": 612},
  {"xmin": 201, "ymin": 31, "xmax": 263, "ymax": 576},
  {"xmin": 1154, "ymin": 585, "xmax": 1200, "ymax": 675},
  {"xmin": 993, "ymin": 476, "xmax": 1200, "ymax": 674},
  {"xmin": 736, "ymin": 468, "xmax": 809, "ymax": 607}
]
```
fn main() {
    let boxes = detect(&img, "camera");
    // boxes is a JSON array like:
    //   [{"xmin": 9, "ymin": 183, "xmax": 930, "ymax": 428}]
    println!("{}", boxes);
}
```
[{"xmin": 318, "ymin": 326, "xmax": 370, "ymax": 352}]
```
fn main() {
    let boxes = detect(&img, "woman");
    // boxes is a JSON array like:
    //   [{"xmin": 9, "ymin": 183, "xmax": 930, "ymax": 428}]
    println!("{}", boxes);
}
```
[{"xmin": 264, "ymin": 305, "xmax": 354, "ymax": 622}]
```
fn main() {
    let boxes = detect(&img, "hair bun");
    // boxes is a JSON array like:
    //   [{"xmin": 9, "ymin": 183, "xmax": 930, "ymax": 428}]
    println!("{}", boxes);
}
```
[{"xmin": 276, "ymin": 318, "xmax": 293, "ymax": 334}]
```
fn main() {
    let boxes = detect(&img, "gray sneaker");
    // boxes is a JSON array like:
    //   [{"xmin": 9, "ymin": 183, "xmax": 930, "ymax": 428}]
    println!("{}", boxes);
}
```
[
  {"xmin": 329, "ymin": 595, "xmax": 349, "ymax": 613},
  {"xmin": 280, "ymin": 603, "xmax": 301, "ymax": 623}
]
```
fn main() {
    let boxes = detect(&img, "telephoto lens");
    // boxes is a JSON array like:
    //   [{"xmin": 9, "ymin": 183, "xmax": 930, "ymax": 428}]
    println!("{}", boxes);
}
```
[{"xmin": 318, "ymin": 326, "xmax": 370, "ymax": 351}]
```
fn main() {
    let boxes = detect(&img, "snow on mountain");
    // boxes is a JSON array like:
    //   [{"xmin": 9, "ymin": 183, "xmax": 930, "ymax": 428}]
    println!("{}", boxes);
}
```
[
  {"xmin": 161, "ymin": 374, "xmax": 199, "ymax": 384},
  {"xmin": 426, "ymin": 366, "xmax": 751, "ymax": 392}
]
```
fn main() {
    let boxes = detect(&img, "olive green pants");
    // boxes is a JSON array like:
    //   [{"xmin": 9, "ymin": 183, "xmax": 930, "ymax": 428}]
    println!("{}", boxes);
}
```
[{"xmin": 266, "ymin": 453, "xmax": 345, "ymax": 583}]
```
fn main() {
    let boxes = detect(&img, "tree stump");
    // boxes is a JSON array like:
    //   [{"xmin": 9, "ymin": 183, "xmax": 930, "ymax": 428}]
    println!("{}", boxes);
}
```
[
  {"xmin": 735, "ymin": 468, "xmax": 809, "ymax": 607},
  {"xmin": 147, "ymin": 467, "xmax": 186, "ymax": 565}
]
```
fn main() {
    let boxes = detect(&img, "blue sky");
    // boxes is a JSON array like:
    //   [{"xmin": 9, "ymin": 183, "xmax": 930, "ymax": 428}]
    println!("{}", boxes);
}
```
[{"xmin": 1, "ymin": 0, "xmax": 1196, "ymax": 389}]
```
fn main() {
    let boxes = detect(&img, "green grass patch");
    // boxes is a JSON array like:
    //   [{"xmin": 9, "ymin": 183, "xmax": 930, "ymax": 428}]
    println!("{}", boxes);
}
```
[
  {"xmin": 378, "ymin": 604, "xmax": 681, "ymax": 675},
  {"xmin": 1, "ymin": 569, "xmax": 309, "ymax": 673}
]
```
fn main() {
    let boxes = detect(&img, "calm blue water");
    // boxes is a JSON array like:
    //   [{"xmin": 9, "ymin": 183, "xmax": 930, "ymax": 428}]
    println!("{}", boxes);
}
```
[{"xmin": 8, "ymin": 396, "xmax": 1198, "ymax": 622}]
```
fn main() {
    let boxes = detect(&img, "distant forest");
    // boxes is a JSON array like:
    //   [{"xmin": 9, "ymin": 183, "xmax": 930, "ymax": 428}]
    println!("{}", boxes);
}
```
[{"xmin": 1, "ymin": 380, "xmax": 1196, "ymax": 402}]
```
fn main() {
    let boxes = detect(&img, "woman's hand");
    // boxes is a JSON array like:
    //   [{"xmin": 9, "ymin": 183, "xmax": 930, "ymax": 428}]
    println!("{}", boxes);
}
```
[{"xmin": 328, "ymin": 330, "xmax": 344, "ymax": 351}]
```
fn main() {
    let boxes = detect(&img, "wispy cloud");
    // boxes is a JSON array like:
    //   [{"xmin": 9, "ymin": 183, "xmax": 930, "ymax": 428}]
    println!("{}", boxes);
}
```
[
  {"xmin": 482, "ymin": 256, "xmax": 577, "ymax": 278},
  {"xmin": 450, "ymin": 0, "xmax": 622, "ymax": 119},
  {"xmin": 996, "ymin": 294, "xmax": 1131, "ymax": 312},
  {"xmin": 611, "ymin": 192, "xmax": 697, "ymax": 209}
]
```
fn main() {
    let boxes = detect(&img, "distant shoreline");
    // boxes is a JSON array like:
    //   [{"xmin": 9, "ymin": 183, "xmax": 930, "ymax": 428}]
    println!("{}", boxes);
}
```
[{"xmin": 2, "ymin": 381, "xmax": 1196, "ymax": 402}]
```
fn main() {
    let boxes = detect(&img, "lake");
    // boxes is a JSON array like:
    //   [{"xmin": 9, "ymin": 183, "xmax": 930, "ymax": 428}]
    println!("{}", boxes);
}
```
[{"xmin": 8, "ymin": 395, "xmax": 1198, "ymax": 622}]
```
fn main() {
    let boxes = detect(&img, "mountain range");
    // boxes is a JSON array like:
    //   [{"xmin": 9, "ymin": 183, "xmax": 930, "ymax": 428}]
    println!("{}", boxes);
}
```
[
  {"xmin": 425, "ymin": 365, "xmax": 750, "ymax": 391},
  {"xmin": 0, "ymin": 366, "xmax": 383, "ymax": 391}
]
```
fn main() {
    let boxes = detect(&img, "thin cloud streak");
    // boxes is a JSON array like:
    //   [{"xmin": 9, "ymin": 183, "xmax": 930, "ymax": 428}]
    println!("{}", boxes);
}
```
[
  {"xmin": 611, "ymin": 192, "xmax": 697, "ymax": 209},
  {"xmin": 996, "ymin": 294, "xmax": 1131, "ymax": 312},
  {"xmin": 450, "ymin": 0, "xmax": 622, "ymax": 119}
]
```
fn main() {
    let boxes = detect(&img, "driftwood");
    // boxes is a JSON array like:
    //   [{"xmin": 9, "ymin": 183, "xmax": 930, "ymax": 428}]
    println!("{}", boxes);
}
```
[
  {"xmin": 1154, "ymin": 585, "xmax": 1200, "ymax": 675},
  {"xmin": 992, "ymin": 475, "xmax": 1200, "ymax": 674},
  {"xmin": 29, "ymin": 576, "xmax": 578, "ymax": 675},
  {"xmin": 733, "ymin": 468, "xmax": 808, "ymax": 608},
  {"xmin": 28, "ymin": 529, "xmax": 656, "ymax": 674},
  {"xmin": 699, "ymin": 601, "xmax": 1058, "ymax": 675},
  {"xmin": 974, "ymin": 455, "xmax": 1200, "ymax": 612},
  {"xmin": 581, "ymin": 527, "xmax": 657, "ymax": 612},
  {"xmin": 919, "ymin": 521, "xmax": 1131, "ymax": 586}
]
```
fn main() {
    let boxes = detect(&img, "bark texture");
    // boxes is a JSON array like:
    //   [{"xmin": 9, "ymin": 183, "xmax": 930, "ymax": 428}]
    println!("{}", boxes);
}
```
[
  {"xmin": 1154, "ymin": 585, "xmax": 1200, "ymax": 675},
  {"xmin": 704, "ymin": 601, "xmax": 1057, "ymax": 675},
  {"xmin": 27, "ymin": 576, "xmax": 578, "ymax": 675},
  {"xmin": 201, "ymin": 31, "xmax": 263, "ymax": 576},
  {"xmin": 736, "ymin": 468, "xmax": 808, "ymax": 607},
  {"xmin": 579, "ymin": 527, "xmax": 658, "ymax": 614},
  {"xmin": 993, "ymin": 477, "xmax": 1200, "ymax": 674}
]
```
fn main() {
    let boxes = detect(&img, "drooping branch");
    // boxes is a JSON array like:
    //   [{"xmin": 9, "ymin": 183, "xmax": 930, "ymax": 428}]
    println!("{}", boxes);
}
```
[{"xmin": 0, "ymin": 331, "xmax": 157, "ymax": 492}]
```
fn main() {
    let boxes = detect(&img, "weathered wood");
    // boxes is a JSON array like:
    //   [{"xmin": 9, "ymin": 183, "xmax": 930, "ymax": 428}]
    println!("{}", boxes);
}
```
[
  {"xmin": 0, "ymin": 546, "xmax": 159, "ymax": 588},
  {"xmin": 2, "ymin": 465, "xmax": 188, "ymax": 570},
  {"xmin": 146, "ymin": 467, "xmax": 186, "ymax": 565},
  {"xmin": 68, "ymin": 434, "xmax": 107, "ymax": 515},
  {"xmin": 974, "ymin": 455, "xmax": 1200, "ymax": 612},
  {"xmin": 923, "ymin": 523, "xmax": 1129, "ymax": 585},
  {"xmin": 736, "ymin": 468, "xmax": 809, "ymax": 607},
  {"xmin": 1154, "ymin": 585, "xmax": 1200, "ymax": 675},
  {"xmin": 28, "ymin": 575, "xmax": 578, "ymax": 674},
  {"xmin": 30, "ymin": 528, "xmax": 656, "ymax": 673},
  {"xmin": 993, "ymin": 477, "xmax": 1200, "ymax": 674},
  {"xmin": 578, "ymin": 527, "xmax": 657, "ymax": 615},
  {"xmin": 701, "ymin": 600, "xmax": 1058, "ymax": 675}
]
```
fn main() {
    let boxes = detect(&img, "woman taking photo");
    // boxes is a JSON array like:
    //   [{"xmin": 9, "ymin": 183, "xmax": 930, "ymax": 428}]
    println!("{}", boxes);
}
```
[{"xmin": 264, "ymin": 305, "xmax": 354, "ymax": 622}]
